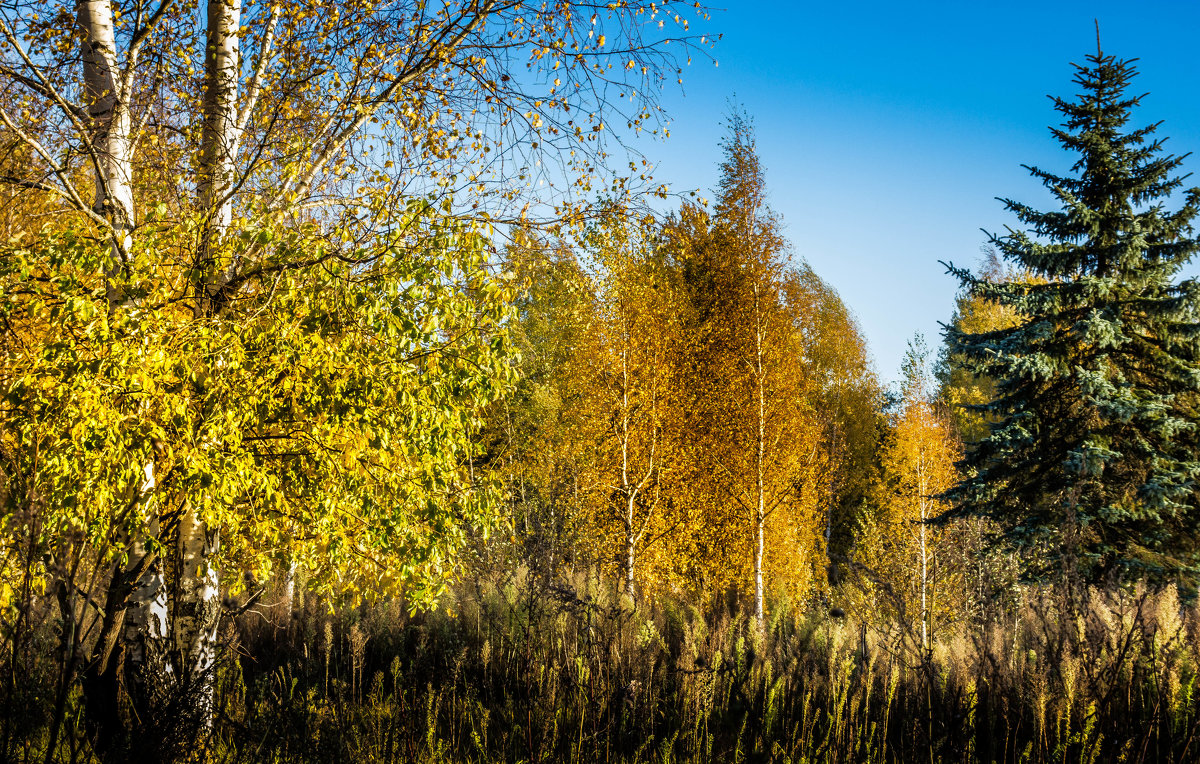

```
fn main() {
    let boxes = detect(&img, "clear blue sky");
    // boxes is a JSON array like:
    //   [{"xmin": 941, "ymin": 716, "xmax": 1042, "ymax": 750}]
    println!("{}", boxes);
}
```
[{"xmin": 644, "ymin": 1, "xmax": 1200, "ymax": 384}]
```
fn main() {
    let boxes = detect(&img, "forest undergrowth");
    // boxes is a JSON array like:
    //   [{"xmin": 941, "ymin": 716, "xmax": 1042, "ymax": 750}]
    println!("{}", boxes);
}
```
[{"xmin": 4, "ymin": 567, "xmax": 1200, "ymax": 763}]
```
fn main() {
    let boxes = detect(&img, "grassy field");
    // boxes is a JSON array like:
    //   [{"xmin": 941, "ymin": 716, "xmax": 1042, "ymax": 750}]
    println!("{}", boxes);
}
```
[{"xmin": 5, "ymin": 569, "xmax": 1200, "ymax": 762}]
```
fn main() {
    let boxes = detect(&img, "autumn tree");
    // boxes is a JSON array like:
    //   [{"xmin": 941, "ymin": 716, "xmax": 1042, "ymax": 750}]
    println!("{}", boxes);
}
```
[
  {"xmin": 933, "ymin": 253, "xmax": 1033, "ymax": 620},
  {"xmin": 669, "ymin": 114, "xmax": 832, "ymax": 620},
  {"xmin": 576, "ymin": 205, "xmax": 684, "ymax": 599},
  {"xmin": 944, "ymin": 50, "xmax": 1200, "ymax": 585},
  {"xmin": 785, "ymin": 263, "xmax": 883, "ymax": 584},
  {"xmin": 860, "ymin": 336, "xmax": 961, "ymax": 649},
  {"xmin": 938, "ymin": 251, "xmax": 1030, "ymax": 444},
  {"xmin": 491, "ymin": 124, "xmax": 875, "ymax": 609},
  {"xmin": 492, "ymin": 207, "xmax": 686, "ymax": 598},
  {"xmin": 482, "ymin": 231, "xmax": 597, "ymax": 578},
  {"xmin": 1, "ymin": 208, "xmax": 518, "ymax": 757},
  {"xmin": 0, "ymin": 0, "xmax": 711, "ymax": 754}
]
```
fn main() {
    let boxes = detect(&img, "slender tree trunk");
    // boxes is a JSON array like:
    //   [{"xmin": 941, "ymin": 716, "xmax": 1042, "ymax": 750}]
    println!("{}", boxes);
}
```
[
  {"xmin": 754, "ymin": 507, "xmax": 764, "ymax": 622},
  {"xmin": 76, "ymin": 2, "xmax": 170, "ymax": 722},
  {"xmin": 753, "ymin": 286, "xmax": 766, "ymax": 623},
  {"xmin": 166, "ymin": 0, "xmax": 241, "ymax": 729},
  {"xmin": 118, "ymin": 465, "xmax": 171, "ymax": 741},
  {"xmin": 173, "ymin": 508, "xmax": 221, "ymax": 726},
  {"xmin": 198, "ymin": 0, "xmax": 242, "ymax": 290},
  {"xmin": 624, "ymin": 499, "xmax": 636, "ymax": 600},
  {"xmin": 76, "ymin": 0, "xmax": 134, "ymax": 264},
  {"xmin": 620, "ymin": 342, "xmax": 636, "ymax": 600},
  {"xmin": 81, "ymin": 475, "xmax": 165, "ymax": 760},
  {"xmin": 918, "ymin": 453, "xmax": 929, "ymax": 652},
  {"xmin": 123, "ymin": 509, "xmax": 170, "ymax": 693},
  {"xmin": 281, "ymin": 559, "xmax": 298, "ymax": 616}
]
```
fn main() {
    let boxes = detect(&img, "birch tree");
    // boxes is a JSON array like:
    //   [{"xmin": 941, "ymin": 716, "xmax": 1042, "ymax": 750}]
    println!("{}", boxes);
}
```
[
  {"xmin": 579, "ymin": 206, "xmax": 682, "ymax": 599},
  {"xmin": 485, "ymin": 232, "xmax": 598, "ymax": 578},
  {"xmin": 0, "ymin": 0, "xmax": 709, "ymax": 755},
  {"xmin": 861, "ymin": 336, "xmax": 961, "ymax": 651},
  {"xmin": 670, "ymin": 114, "xmax": 832, "ymax": 619}
]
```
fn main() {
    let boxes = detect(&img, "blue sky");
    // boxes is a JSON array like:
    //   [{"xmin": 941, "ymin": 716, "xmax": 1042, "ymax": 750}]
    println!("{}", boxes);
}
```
[{"xmin": 643, "ymin": 1, "xmax": 1200, "ymax": 383}]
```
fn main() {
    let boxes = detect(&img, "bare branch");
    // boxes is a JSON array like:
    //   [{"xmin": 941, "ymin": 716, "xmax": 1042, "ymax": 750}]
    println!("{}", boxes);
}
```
[
  {"xmin": 278, "ymin": 0, "xmax": 496, "ymax": 209},
  {"xmin": 233, "ymin": 1, "xmax": 282, "ymax": 157},
  {"xmin": 0, "ymin": 108, "xmax": 108, "ymax": 228}
]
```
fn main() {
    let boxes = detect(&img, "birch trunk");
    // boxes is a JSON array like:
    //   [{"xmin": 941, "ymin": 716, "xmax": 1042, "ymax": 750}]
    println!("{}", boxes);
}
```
[
  {"xmin": 74, "ymin": 3, "xmax": 177, "ymax": 750},
  {"xmin": 620, "ymin": 342, "xmax": 637, "ymax": 600},
  {"xmin": 80, "ymin": 0, "xmax": 242, "ymax": 734},
  {"xmin": 753, "ymin": 508, "xmax": 764, "ymax": 622},
  {"xmin": 198, "ymin": 0, "xmax": 241, "ymax": 259},
  {"xmin": 753, "ymin": 285, "xmax": 766, "ymax": 624},
  {"xmin": 624, "ymin": 494, "xmax": 636, "ymax": 600},
  {"xmin": 76, "ymin": 0, "xmax": 134, "ymax": 259},
  {"xmin": 170, "ymin": 0, "xmax": 241, "ymax": 725},
  {"xmin": 121, "ymin": 465, "xmax": 170, "ymax": 696},
  {"xmin": 154, "ymin": 0, "xmax": 243, "ymax": 729},
  {"xmin": 77, "ymin": 0, "xmax": 163, "ymax": 673},
  {"xmin": 281, "ymin": 559, "xmax": 298, "ymax": 616},
  {"xmin": 173, "ymin": 509, "xmax": 221, "ymax": 724},
  {"xmin": 918, "ymin": 452, "xmax": 929, "ymax": 652}
]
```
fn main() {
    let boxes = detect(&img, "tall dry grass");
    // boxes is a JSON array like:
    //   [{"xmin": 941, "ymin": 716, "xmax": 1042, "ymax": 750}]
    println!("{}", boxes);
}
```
[{"xmin": 5, "ymin": 568, "xmax": 1200, "ymax": 762}]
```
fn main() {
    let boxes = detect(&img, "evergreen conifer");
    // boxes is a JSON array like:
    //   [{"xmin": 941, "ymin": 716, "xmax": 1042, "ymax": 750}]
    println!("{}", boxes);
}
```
[{"xmin": 944, "ymin": 49, "xmax": 1200, "ymax": 584}]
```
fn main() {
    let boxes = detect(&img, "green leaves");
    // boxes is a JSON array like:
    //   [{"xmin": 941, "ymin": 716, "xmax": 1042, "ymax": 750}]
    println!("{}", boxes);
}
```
[
  {"xmin": 946, "ymin": 51, "xmax": 1200, "ymax": 584},
  {"xmin": 0, "ymin": 203, "xmax": 516, "ymax": 609}
]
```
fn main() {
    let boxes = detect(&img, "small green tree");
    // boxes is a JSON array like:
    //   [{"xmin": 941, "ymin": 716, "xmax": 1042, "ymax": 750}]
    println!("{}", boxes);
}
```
[
  {"xmin": 484, "ymin": 231, "xmax": 597, "ymax": 577},
  {"xmin": 944, "ymin": 49, "xmax": 1200, "ymax": 584}
]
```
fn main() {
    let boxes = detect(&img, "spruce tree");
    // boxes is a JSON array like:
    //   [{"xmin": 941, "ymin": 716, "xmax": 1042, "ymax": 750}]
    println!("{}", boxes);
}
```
[{"xmin": 944, "ymin": 49, "xmax": 1200, "ymax": 584}]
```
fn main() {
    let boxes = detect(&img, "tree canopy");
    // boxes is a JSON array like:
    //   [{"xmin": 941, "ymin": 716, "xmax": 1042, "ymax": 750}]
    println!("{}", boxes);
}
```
[
  {"xmin": 944, "ymin": 49, "xmax": 1200, "ymax": 585},
  {"xmin": 0, "ymin": 0, "xmax": 712, "ymax": 754}
]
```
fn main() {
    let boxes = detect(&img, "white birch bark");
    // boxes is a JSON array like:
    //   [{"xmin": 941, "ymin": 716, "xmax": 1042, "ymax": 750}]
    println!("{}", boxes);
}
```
[
  {"xmin": 76, "ymin": 0, "xmax": 135, "ymax": 306},
  {"xmin": 199, "ymin": 0, "xmax": 241, "ymax": 229},
  {"xmin": 753, "ymin": 284, "xmax": 766, "ymax": 624},
  {"xmin": 621, "ymin": 342, "xmax": 636, "ymax": 599},
  {"xmin": 281, "ymin": 559, "xmax": 298, "ymax": 615},
  {"xmin": 173, "ymin": 508, "xmax": 221, "ymax": 722},
  {"xmin": 624, "ymin": 497, "xmax": 637, "ymax": 599},
  {"xmin": 77, "ymin": 1, "xmax": 174, "ymax": 686},
  {"xmin": 121, "ymin": 465, "xmax": 171, "ymax": 689},
  {"xmin": 918, "ymin": 450, "xmax": 929, "ymax": 652},
  {"xmin": 198, "ymin": 0, "xmax": 243, "ymax": 298},
  {"xmin": 170, "ymin": 0, "xmax": 242, "ymax": 722},
  {"xmin": 616, "ymin": 324, "xmax": 660, "ymax": 603}
]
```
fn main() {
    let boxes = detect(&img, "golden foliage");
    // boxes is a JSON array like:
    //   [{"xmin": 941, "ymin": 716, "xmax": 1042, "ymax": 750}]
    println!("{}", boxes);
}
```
[{"xmin": 860, "ymin": 341, "xmax": 962, "ymax": 646}]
